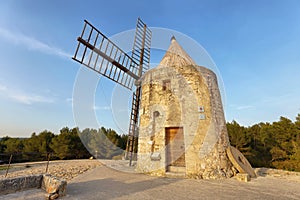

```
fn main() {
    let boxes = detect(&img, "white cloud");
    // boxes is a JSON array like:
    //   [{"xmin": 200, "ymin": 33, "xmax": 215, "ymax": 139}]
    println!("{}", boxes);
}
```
[
  {"xmin": 10, "ymin": 94, "xmax": 54, "ymax": 105},
  {"xmin": 94, "ymin": 106, "xmax": 111, "ymax": 110},
  {"xmin": 66, "ymin": 97, "xmax": 73, "ymax": 103},
  {"xmin": 0, "ymin": 84, "xmax": 7, "ymax": 91},
  {"xmin": 0, "ymin": 84, "xmax": 54, "ymax": 105},
  {"xmin": 65, "ymin": 98, "xmax": 74, "ymax": 107},
  {"xmin": 229, "ymin": 104, "xmax": 255, "ymax": 110},
  {"xmin": 0, "ymin": 27, "xmax": 71, "ymax": 58},
  {"xmin": 236, "ymin": 105, "xmax": 255, "ymax": 110}
]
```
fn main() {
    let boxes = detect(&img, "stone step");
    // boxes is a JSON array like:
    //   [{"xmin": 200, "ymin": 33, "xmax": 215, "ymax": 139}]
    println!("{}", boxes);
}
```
[
  {"xmin": 165, "ymin": 172, "xmax": 186, "ymax": 178},
  {"xmin": 168, "ymin": 166, "xmax": 186, "ymax": 173}
]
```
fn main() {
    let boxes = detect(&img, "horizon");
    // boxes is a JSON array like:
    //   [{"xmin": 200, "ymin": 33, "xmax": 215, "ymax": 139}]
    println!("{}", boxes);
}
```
[
  {"xmin": 1, "ymin": 1, "xmax": 300, "ymax": 137},
  {"xmin": 1, "ymin": 112, "xmax": 299, "ymax": 138}
]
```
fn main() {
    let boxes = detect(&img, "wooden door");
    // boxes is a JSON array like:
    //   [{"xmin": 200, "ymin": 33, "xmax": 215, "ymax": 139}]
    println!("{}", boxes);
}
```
[{"xmin": 165, "ymin": 127, "xmax": 185, "ymax": 169}]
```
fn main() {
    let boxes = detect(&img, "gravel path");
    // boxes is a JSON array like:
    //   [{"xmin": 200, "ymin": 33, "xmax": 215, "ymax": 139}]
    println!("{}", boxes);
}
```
[{"xmin": 0, "ymin": 160, "xmax": 300, "ymax": 200}]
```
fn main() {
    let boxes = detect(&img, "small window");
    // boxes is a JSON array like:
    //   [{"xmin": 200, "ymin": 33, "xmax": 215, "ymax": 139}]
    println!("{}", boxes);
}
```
[
  {"xmin": 163, "ymin": 80, "xmax": 171, "ymax": 91},
  {"xmin": 153, "ymin": 111, "xmax": 160, "ymax": 118}
]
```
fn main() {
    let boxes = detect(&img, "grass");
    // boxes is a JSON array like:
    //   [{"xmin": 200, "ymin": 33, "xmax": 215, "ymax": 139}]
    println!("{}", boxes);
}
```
[
  {"xmin": 0, "ymin": 166, "xmax": 8, "ymax": 170},
  {"xmin": 0, "ymin": 165, "xmax": 14, "ymax": 171}
]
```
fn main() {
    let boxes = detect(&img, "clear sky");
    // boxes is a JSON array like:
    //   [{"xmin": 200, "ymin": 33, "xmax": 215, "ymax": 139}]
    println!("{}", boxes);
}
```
[{"xmin": 0, "ymin": 0, "xmax": 300, "ymax": 137}]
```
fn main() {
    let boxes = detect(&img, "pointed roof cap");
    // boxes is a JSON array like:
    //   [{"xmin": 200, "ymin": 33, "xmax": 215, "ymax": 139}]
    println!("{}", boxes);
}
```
[{"xmin": 159, "ymin": 36, "xmax": 197, "ymax": 67}]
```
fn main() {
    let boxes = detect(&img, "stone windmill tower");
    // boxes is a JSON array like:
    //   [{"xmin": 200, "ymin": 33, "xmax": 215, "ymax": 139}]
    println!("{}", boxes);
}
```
[{"xmin": 136, "ymin": 37, "xmax": 248, "ymax": 179}]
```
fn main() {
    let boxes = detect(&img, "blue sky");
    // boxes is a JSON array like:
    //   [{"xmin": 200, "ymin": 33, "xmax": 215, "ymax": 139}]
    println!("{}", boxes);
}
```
[{"xmin": 0, "ymin": 0, "xmax": 300, "ymax": 137}]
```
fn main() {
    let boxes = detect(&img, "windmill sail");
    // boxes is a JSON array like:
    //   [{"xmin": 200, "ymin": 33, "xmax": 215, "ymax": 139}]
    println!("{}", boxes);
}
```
[
  {"xmin": 72, "ymin": 18, "xmax": 152, "ymax": 166},
  {"xmin": 131, "ymin": 18, "xmax": 152, "ymax": 75},
  {"xmin": 72, "ymin": 20, "xmax": 140, "ymax": 89}
]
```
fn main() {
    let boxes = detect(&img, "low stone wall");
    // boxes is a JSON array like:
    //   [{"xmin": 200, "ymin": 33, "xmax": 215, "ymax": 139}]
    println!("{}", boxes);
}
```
[
  {"xmin": 0, "ymin": 174, "xmax": 67, "ymax": 199},
  {"xmin": 0, "ymin": 174, "xmax": 42, "ymax": 195}
]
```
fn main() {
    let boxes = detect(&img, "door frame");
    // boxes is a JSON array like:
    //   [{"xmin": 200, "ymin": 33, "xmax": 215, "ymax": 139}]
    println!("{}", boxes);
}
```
[{"xmin": 165, "ymin": 126, "xmax": 185, "ymax": 171}]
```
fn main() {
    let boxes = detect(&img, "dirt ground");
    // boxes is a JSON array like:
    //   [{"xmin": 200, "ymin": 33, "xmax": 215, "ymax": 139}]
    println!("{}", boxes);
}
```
[{"xmin": 1, "ymin": 160, "xmax": 300, "ymax": 200}]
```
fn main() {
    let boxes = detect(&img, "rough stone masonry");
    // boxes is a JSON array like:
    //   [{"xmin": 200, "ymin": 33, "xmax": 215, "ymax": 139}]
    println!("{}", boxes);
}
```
[
  {"xmin": 0, "ymin": 174, "xmax": 66, "ymax": 199},
  {"xmin": 136, "ymin": 37, "xmax": 243, "ymax": 179}
]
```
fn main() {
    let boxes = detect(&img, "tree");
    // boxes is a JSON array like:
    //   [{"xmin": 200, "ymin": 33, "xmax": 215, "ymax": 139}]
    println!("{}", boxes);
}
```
[
  {"xmin": 3, "ymin": 138, "xmax": 24, "ymax": 153},
  {"xmin": 227, "ymin": 120, "xmax": 250, "ymax": 151},
  {"xmin": 68, "ymin": 127, "xmax": 90, "ymax": 159},
  {"xmin": 239, "ymin": 114, "xmax": 300, "ymax": 171},
  {"xmin": 295, "ymin": 113, "xmax": 300, "ymax": 146},
  {"xmin": 50, "ymin": 127, "xmax": 90, "ymax": 159},
  {"xmin": 0, "ymin": 136, "xmax": 10, "ymax": 153},
  {"xmin": 50, "ymin": 127, "xmax": 73, "ymax": 159},
  {"xmin": 23, "ymin": 131, "xmax": 54, "ymax": 153},
  {"xmin": 22, "ymin": 130, "xmax": 55, "ymax": 161},
  {"xmin": 295, "ymin": 113, "xmax": 300, "ymax": 130},
  {"xmin": 86, "ymin": 127, "xmax": 123, "ymax": 159},
  {"xmin": 118, "ymin": 134, "xmax": 128, "ymax": 150},
  {"xmin": 271, "ymin": 117, "xmax": 296, "ymax": 156}
]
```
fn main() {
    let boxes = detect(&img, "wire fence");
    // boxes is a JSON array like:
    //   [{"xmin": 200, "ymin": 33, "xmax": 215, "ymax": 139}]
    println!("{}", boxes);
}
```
[{"xmin": 0, "ymin": 152, "xmax": 52, "ymax": 178}]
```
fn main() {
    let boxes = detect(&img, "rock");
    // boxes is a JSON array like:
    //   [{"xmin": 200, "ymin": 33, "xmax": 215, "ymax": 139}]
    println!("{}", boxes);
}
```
[
  {"xmin": 42, "ymin": 174, "xmax": 67, "ymax": 197},
  {"xmin": 45, "ymin": 193, "xmax": 51, "ymax": 199},
  {"xmin": 236, "ymin": 173, "xmax": 251, "ymax": 182},
  {"xmin": 45, "ymin": 192, "xmax": 59, "ymax": 200},
  {"xmin": 50, "ymin": 192, "xmax": 59, "ymax": 199}
]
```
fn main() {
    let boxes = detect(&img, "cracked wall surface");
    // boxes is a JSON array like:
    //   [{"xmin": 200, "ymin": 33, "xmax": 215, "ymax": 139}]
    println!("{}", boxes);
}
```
[{"xmin": 136, "ymin": 38, "xmax": 234, "ymax": 179}]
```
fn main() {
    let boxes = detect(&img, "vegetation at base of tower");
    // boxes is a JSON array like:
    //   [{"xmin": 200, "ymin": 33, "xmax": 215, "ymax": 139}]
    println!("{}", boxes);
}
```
[
  {"xmin": 227, "ymin": 113, "xmax": 300, "ymax": 172},
  {"xmin": 0, "ymin": 114, "xmax": 299, "ymax": 172}
]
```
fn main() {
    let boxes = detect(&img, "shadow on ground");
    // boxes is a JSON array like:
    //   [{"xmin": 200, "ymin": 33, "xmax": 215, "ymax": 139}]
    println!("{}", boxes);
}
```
[{"xmin": 66, "ymin": 176, "xmax": 178, "ymax": 199}]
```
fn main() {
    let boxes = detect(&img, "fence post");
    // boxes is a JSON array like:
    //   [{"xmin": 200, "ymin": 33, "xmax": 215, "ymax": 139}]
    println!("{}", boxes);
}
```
[
  {"xmin": 45, "ymin": 153, "xmax": 51, "ymax": 173},
  {"xmin": 5, "ymin": 154, "xmax": 13, "ymax": 178}
]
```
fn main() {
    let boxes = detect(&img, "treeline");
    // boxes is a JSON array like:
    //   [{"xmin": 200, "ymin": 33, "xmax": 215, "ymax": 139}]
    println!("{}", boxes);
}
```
[
  {"xmin": 227, "ymin": 114, "xmax": 300, "ymax": 171},
  {"xmin": 0, "ymin": 127, "xmax": 128, "ymax": 163},
  {"xmin": 1, "ymin": 114, "xmax": 300, "ymax": 172}
]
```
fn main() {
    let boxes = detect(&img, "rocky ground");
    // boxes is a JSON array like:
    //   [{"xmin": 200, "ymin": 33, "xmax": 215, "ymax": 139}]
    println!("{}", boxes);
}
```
[
  {"xmin": 254, "ymin": 167, "xmax": 300, "ymax": 182},
  {"xmin": 0, "ymin": 159, "xmax": 101, "ymax": 181}
]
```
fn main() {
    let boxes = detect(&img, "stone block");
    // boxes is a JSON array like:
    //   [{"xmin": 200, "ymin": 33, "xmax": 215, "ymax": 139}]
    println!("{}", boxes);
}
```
[
  {"xmin": 42, "ymin": 174, "xmax": 67, "ymax": 197},
  {"xmin": 236, "ymin": 173, "xmax": 251, "ymax": 182},
  {"xmin": 150, "ymin": 152, "xmax": 161, "ymax": 161}
]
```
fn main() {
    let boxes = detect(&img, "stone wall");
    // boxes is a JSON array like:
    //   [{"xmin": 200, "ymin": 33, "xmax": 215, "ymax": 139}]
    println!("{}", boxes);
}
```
[
  {"xmin": 0, "ymin": 174, "xmax": 42, "ymax": 195},
  {"xmin": 0, "ymin": 174, "xmax": 66, "ymax": 198}
]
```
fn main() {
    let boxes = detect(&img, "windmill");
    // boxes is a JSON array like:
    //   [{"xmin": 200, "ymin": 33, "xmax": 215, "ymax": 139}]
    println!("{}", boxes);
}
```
[
  {"xmin": 72, "ymin": 18, "xmax": 152, "ymax": 166},
  {"xmin": 72, "ymin": 19, "xmax": 256, "ymax": 179}
]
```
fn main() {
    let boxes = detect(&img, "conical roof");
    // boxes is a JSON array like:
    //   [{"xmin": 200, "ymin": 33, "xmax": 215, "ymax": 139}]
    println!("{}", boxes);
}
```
[{"xmin": 159, "ymin": 36, "xmax": 197, "ymax": 67}]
